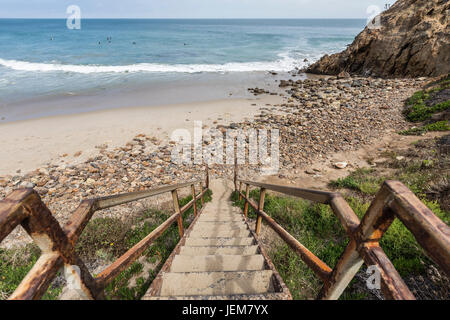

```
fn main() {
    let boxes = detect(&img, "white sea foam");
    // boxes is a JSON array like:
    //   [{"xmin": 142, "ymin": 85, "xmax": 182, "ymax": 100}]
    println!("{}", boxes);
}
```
[{"xmin": 0, "ymin": 53, "xmax": 308, "ymax": 74}]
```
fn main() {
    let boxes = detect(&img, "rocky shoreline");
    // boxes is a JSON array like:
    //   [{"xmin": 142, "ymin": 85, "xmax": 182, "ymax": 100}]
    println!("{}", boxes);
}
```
[{"xmin": 0, "ymin": 74, "xmax": 429, "ymax": 248}]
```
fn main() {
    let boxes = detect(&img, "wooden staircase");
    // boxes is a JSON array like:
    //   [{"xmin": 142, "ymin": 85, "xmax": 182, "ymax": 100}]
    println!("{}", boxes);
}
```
[
  {"xmin": 143, "ymin": 179, "xmax": 291, "ymax": 300},
  {"xmin": 2, "ymin": 165, "xmax": 448, "ymax": 300}
]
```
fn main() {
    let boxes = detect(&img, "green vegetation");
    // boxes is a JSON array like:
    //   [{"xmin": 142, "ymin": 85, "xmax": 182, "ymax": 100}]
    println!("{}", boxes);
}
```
[
  {"xmin": 401, "ymin": 74, "xmax": 450, "ymax": 135},
  {"xmin": 404, "ymin": 74, "xmax": 450, "ymax": 122},
  {"xmin": 0, "ymin": 189, "xmax": 213, "ymax": 300},
  {"xmin": 329, "ymin": 168, "xmax": 384, "ymax": 195},
  {"xmin": 0, "ymin": 244, "xmax": 62, "ymax": 300},
  {"xmin": 405, "ymin": 94, "xmax": 449, "ymax": 122},
  {"xmin": 399, "ymin": 121, "xmax": 450, "ymax": 135}
]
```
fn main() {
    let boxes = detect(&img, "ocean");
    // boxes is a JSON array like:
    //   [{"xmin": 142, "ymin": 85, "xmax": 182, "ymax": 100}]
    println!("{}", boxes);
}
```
[{"xmin": 0, "ymin": 19, "xmax": 366, "ymax": 120}]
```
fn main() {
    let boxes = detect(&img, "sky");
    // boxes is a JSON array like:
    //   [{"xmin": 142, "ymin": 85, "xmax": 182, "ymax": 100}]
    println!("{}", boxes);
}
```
[{"xmin": 0, "ymin": 0, "xmax": 398, "ymax": 19}]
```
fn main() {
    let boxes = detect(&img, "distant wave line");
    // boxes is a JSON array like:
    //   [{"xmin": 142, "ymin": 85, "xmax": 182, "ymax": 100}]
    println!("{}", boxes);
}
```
[{"xmin": 0, "ymin": 55, "xmax": 308, "ymax": 74}]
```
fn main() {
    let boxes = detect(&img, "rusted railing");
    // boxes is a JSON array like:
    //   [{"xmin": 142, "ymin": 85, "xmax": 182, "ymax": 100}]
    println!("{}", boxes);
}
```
[
  {"xmin": 0, "ymin": 167, "xmax": 210, "ymax": 300},
  {"xmin": 234, "ymin": 171, "xmax": 450, "ymax": 300}
]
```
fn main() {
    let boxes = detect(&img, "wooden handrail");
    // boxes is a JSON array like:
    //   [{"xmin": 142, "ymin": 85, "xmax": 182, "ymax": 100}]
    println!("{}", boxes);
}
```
[
  {"xmin": 236, "ymin": 177, "xmax": 450, "ymax": 300},
  {"xmin": 94, "ymin": 180, "xmax": 200, "ymax": 210},
  {"xmin": 0, "ymin": 167, "xmax": 209, "ymax": 300}
]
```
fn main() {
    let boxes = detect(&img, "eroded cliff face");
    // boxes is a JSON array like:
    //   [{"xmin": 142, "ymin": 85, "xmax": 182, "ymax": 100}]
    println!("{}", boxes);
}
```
[{"xmin": 307, "ymin": 0, "xmax": 449, "ymax": 78}]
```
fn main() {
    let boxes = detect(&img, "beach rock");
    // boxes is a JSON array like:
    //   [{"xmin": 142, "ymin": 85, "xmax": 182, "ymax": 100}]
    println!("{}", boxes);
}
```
[
  {"xmin": 85, "ymin": 178, "xmax": 96, "ymax": 186},
  {"xmin": 337, "ymin": 71, "xmax": 350, "ymax": 79},
  {"xmin": 306, "ymin": 0, "xmax": 450, "ymax": 78},
  {"xmin": 334, "ymin": 162, "xmax": 348, "ymax": 169},
  {"xmin": 20, "ymin": 181, "xmax": 35, "ymax": 189}
]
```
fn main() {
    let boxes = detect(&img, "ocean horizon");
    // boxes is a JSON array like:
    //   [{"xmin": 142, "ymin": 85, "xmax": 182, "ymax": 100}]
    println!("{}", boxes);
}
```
[{"xmin": 0, "ymin": 18, "xmax": 367, "ymax": 120}]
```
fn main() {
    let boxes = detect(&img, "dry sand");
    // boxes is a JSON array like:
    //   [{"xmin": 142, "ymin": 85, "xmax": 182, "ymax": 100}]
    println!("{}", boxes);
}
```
[{"xmin": 0, "ymin": 95, "xmax": 282, "ymax": 176}]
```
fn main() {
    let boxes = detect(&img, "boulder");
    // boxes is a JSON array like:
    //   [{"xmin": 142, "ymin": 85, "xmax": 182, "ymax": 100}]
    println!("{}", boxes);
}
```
[{"xmin": 307, "ymin": 0, "xmax": 450, "ymax": 78}]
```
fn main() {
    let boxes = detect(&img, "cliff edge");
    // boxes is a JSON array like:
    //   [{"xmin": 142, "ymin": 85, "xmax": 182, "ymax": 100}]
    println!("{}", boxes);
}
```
[{"xmin": 306, "ymin": 0, "xmax": 449, "ymax": 78}]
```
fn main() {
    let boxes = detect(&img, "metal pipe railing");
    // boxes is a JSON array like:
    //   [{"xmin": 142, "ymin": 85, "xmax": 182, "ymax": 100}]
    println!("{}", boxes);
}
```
[{"xmin": 235, "ymin": 173, "xmax": 450, "ymax": 300}]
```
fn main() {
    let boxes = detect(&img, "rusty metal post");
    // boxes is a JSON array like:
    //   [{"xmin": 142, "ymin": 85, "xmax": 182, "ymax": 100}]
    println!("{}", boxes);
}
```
[
  {"xmin": 234, "ymin": 157, "xmax": 238, "ymax": 192},
  {"xmin": 243, "ymin": 184, "xmax": 250, "ymax": 218},
  {"xmin": 239, "ymin": 182, "xmax": 243, "ymax": 201},
  {"xmin": 191, "ymin": 184, "xmax": 198, "ymax": 216},
  {"xmin": 255, "ymin": 188, "xmax": 266, "ymax": 235},
  {"xmin": 171, "ymin": 189, "xmax": 183, "ymax": 237}
]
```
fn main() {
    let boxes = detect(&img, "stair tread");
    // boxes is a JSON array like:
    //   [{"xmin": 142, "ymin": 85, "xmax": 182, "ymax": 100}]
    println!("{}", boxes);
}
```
[
  {"xmin": 179, "ymin": 245, "xmax": 259, "ymax": 256},
  {"xmin": 184, "ymin": 237, "xmax": 255, "ymax": 246},
  {"xmin": 170, "ymin": 254, "xmax": 265, "ymax": 272},
  {"xmin": 191, "ymin": 225, "xmax": 248, "ymax": 233},
  {"xmin": 145, "ymin": 293, "xmax": 287, "ymax": 300},
  {"xmin": 198, "ymin": 217, "xmax": 244, "ymax": 222},
  {"xmin": 159, "ymin": 270, "xmax": 274, "ymax": 296},
  {"xmin": 189, "ymin": 229, "xmax": 251, "ymax": 238}
]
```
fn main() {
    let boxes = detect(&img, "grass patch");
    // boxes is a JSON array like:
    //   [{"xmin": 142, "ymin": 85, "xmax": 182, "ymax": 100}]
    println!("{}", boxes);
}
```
[
  {"xmin": 329, "ymin": 168, "xmax": 383, "ymax": 195},
  {"xmin": 403, "ymin": 75, "xmax": 450, "ymax": 122},
  {"xmin": 0, "ymin": 244, "xmax": 62, "ymax": 300},
  {"xmin": 399, "ymin": 121, "xmax": 450, "ymax": 136}
]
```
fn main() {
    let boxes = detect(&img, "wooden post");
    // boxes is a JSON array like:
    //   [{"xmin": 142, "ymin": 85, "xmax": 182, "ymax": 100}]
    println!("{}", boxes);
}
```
[
  {"xmin": 205, "ymin": 165, "xmax": 210, "ymax": 189},
  {"xmin": 243, "ymin": 184, "xmax": 250, "ymax": 218},
  {"xmin": 171, "ymin": 190, "xmax": 183, "ymax": 237},
  {"xmin": 191, "ymin": 184, "xmax": 198, "ymax": 216},
  {"xmin": 239, "ymin": 182, "xmax": 243, "ymax": 201},
  {"xmin": 255, "ymin": 188, "xmax": 266, "ymax": 235},
  {"xmin": 200, "ymin": 184, "xmax": 204, "ymax": 206}
]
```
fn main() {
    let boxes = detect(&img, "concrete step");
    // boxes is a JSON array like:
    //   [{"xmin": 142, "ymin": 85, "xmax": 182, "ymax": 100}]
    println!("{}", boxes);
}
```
[
  {"xmin": 203, "ymin": 207, "xmax": 241, "ymax": 211},
  {"xmin": 184, "ymin": 237, "xmax": 255, "ymax": 247},
  {"xmin": 197, "ymin": 215, "xmax": 244, "ymax": 222},
  {"xmin": 159, "ymin": 270, "xmax": 274, "ymax": 296},
  {"xmin": 146, "ymin": 293, "xmax": 286, "ymax": 300},
  {"xmin": 191, "ymin": 224, "xmax": 248, "ymax": 233},
  {"xmin": 179, "ymin": 245, "xmax": 259, "ymax": 256},
  {"xmin": 201, "ymin": 213, "xmax": 242, "ymax": 218},
  {"xmin": 189, "ymin": 228, "xmax": 251, "ymax": 238},
  {"xmin": 170, "ymin": 254, "xmax": 265, "ymax": 272},
  {"xmin": 194, "ymin": 221, "xmax": 247, "ymax": 227}
]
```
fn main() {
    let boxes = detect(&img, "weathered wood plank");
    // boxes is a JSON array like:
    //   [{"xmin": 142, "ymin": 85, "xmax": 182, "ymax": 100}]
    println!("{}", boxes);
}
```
[{"xmin": 0, "ymin": 189, "xmax": 34, "ymax": 243}]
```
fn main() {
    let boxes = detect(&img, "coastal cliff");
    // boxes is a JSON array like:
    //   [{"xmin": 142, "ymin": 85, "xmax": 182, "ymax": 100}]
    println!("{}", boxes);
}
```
[{"xmin": 307, "ymin": 0, "xmax": 450, "ymax": 78}]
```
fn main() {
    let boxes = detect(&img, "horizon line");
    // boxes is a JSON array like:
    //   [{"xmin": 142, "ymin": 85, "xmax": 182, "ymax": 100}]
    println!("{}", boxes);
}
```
[{"xmin": 0, "ymin": 17, "xmax": 368, "ymax": 20}]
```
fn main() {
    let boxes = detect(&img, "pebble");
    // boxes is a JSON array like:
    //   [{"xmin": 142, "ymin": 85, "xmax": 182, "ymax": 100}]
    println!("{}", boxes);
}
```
[{"xmin": 334, "ymin": 162, "xmax": 348, "ymax": 169}]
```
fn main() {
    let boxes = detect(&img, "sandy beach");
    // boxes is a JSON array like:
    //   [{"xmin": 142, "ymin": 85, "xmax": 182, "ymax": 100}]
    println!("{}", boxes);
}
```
[{"xmin": 0, "ymin": 94, "xmax": 283, "ymax": 176}]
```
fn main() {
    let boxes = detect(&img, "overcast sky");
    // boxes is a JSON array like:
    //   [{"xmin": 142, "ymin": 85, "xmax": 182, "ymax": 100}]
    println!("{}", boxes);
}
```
[{"xmin": 0, "ymin": 0, "xmax": 397, "ymax": 19}]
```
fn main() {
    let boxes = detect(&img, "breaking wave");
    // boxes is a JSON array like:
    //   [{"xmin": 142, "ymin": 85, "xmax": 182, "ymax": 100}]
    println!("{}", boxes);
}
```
[{"xmin": 0, "ymin": 53, "xmax": 308, "ymax": 74}]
